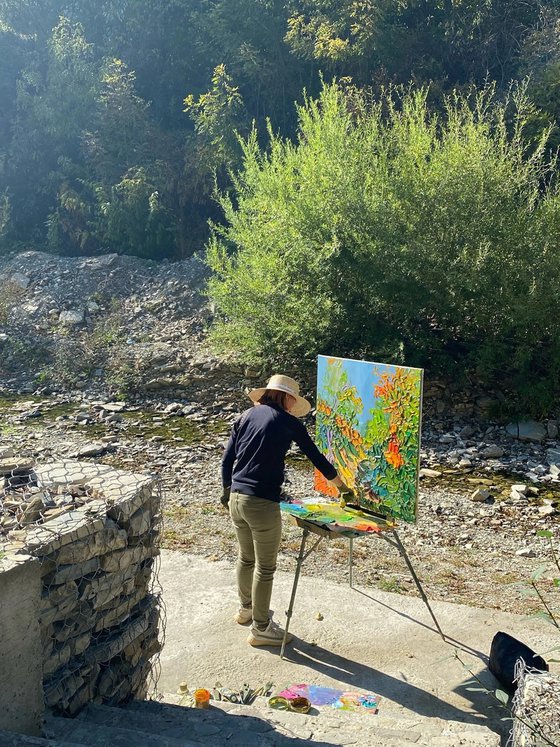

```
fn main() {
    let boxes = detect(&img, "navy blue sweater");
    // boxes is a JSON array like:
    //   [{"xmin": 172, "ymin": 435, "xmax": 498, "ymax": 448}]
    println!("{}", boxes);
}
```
[{"xmin": 221, "ymin": 403, "xmax": 337, "ymax": 502}]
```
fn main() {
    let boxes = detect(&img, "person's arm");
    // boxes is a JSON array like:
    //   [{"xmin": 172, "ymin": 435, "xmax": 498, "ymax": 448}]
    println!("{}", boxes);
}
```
[
  {"xmin": 221, "ymin": 418, "xmax": 240, "ymax": 506},
  {"xmin": 291, "ymin": 420, "xmax": 338, "ymax": 480},
  {"xmin": 292, "ymin": 420, "xmax": 354, "ymax": 500},
  {"xmin": 221, "ymin": 427, "xmax": 237, "ymax": 487}
]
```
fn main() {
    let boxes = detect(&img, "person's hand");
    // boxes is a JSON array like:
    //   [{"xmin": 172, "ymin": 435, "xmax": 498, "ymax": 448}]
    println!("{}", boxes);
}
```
[
  {"xmin": 221, "ymin": 486, "xmax": 231, "ymax": 509},
  {"xmin": 337, "ymin": 482, "xmax": 354, "ymax": 507}
]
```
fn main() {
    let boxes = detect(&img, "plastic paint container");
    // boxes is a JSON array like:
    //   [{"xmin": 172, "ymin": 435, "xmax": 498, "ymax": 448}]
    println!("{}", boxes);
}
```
[
  {"xmin": 288, "ymin": 696, "xmax": 311, "ymax": 714},
  {"xmin": 194, "ymin": 688, "xmax": 211, "ymax": 709},
  {"xmin": 268, "ymin": 696, "xmax": 290, "ymax": 710}
]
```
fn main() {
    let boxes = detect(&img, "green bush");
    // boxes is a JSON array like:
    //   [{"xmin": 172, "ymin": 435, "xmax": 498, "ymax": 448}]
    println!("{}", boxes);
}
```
[{"xmin": 207, "ymin": 82, "xmax": 560, "ymax": 413}]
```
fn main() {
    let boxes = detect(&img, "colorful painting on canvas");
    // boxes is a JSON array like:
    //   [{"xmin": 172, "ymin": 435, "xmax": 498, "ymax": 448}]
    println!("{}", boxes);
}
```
[{"xmin": 315, "ymin": 355, "xmax": 423, "ymax": 523}]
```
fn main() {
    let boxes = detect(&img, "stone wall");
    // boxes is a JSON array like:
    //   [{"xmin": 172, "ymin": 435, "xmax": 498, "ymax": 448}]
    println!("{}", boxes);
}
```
[{"xmin": 1, "ymin": 461, "xmax": 162, "ymax": 717}]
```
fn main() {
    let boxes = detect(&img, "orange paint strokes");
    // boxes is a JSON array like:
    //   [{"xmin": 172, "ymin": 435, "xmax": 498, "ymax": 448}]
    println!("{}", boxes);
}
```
[
  {"xmin": 384, "ymin": 437, "xmax": 404, "ymax": 469},
  {"xmin": 314, "ymin": 470, "xmax": 338, "ymax": 497}
]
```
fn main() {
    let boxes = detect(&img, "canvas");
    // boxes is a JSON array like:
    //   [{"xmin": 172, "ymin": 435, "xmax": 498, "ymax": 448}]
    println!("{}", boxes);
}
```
[{"xmin": 315, "ymin": 355, "xmax": 423, "ymax": 523}]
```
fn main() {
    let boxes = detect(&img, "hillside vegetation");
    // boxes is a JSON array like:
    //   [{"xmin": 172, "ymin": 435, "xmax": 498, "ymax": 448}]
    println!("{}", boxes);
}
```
[
  {"xmin": 1, "ymin": 1, "xmax": 559, "ymax": 260},
  {"xmin": 2, "ymin": 1, "xmax": 560, "ymax": 409}
]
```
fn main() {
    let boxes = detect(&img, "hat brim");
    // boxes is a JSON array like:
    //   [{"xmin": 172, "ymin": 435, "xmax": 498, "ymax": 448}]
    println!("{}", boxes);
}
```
[{"xmin": 248, "ymin": 388, "xmax": 311, "ymax": 418}]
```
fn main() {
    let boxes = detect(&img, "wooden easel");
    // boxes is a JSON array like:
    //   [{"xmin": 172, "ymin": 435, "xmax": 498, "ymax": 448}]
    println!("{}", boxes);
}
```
[{"xmin": 280, "ymin": 513, "xmax": 446, "ymax": 659}]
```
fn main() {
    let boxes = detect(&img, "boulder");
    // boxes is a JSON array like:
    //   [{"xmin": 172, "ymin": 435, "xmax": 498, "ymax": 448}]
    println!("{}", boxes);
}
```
[
  {"xmin": 10, "ymin": 272, "xmax": 30, "ymax": 290},
  {"xmin": 481, "ymin": 444, "xmax": 505, "ymax": 459},
  {"xmin": 471, "ymin": 488, "xmax": 491, "ymax": 502},
  {"xmin": 59, "ymin": 309, "xmax": 85, "ymax": 326},
  {"xmin": 547, "ymin": 448, "xmax": 560, "ymax": 466},
  {"xmin": 506, "ymin": 421, "xmax": 547, "ymax": 443}
]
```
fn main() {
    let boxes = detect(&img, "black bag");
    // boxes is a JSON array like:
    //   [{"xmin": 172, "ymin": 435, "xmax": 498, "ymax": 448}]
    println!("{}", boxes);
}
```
[{"xmin": 489, "ymin": 631, "xmax": 548, "ymax": 691}]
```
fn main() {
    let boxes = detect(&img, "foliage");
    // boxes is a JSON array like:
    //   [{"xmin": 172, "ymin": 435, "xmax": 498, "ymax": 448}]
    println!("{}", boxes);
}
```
[
  {"xmin": 207, "ymin": 81, "xmax": 560, "ymax": 413},
  {"xmin": 1, "ymin": 1, "xmax": 560, "ymax": 258},
  {"xmin": 525, "ymin": 530, "xmax": 560, "ymax": 641}
]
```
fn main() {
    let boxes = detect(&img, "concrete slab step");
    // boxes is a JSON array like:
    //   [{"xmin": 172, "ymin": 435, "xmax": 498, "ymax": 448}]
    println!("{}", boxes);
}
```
[
  {"xmin": 155, "ymin": 693, "xmax": 502, "ymax": 747},
  {"xmin": 0, "ymin": 732, "xmax": 52, "ymax": 747},
  {"xmin": 0, "ymin": 730, "xmax": 88, "ymax": 747},
  {"xmin": 45, "ymin": 715, "xmax": 203, "ymax": 747},
  {"xmin": 44, "ymin": 695, "xmax": 502, "ymax": 747},
  {"xmin": 76, "ymin": 702, "xmax": 274, "ymax": 744}
]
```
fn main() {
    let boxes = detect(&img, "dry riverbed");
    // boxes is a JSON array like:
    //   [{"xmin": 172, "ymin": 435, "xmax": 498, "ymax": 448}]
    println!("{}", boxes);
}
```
[{"xmin": 1, "ymin": 394, "xmax": 559, "ymax": 617}]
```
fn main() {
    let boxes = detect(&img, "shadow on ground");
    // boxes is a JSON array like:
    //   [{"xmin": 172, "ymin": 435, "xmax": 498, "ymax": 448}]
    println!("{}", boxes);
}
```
[{"xmin": 278, "ymin": 639, "xmax": 507, "ymax": 740}]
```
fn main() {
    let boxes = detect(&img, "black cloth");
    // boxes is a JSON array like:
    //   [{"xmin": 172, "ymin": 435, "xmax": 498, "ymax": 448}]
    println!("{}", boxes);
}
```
[
  {"xmin": 221, "ymin": 403, "xmax": 337, "ymax": 502},
  {"xmin": 489, "ymin": 631, "xmax": 548, "ymax": 691}
]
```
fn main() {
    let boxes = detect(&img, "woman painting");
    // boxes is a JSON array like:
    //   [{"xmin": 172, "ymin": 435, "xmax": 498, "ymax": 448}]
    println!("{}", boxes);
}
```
[{"xmin": 221, "ymin": 374, "xmax": 352, "ymax": 647}]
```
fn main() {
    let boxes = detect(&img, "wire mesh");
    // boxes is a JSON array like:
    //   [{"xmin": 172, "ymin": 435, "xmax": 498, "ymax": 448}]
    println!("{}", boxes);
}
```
[
  {"xmin": 0, "ymin": 458, "xmax": 164, "ymax": 716},
  {"xmin": 511, "ymin": 660, "xmax": 560, "ymax": 747}
]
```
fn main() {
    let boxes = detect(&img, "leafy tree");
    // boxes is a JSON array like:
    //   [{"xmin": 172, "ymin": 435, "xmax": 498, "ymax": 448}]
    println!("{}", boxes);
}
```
[
  {"xmin": 208, "ymin": 82, "xmax": 560, "ymax": 412},
  {"xmin": 101, "ymin": 166, "xmax": 175, "ymax": 259},
  {"xmin": 1, "ymin": 0, "xmax": 560, "ymax": 260},
  {"xmin": 6, "ymin": 17, "xmax": 98, "ymax": 245}
]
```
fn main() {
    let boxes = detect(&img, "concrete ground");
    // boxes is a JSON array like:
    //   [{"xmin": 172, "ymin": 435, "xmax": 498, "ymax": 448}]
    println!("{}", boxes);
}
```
[{"xmin": 157, "ymin": 550, "xmax": 558, "ymax": 744}]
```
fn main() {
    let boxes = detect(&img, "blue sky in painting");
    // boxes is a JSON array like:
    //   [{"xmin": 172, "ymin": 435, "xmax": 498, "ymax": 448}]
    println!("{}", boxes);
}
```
[{"xmin": 317, "ymin": 355, "xmax": 421, "ymax": 433}]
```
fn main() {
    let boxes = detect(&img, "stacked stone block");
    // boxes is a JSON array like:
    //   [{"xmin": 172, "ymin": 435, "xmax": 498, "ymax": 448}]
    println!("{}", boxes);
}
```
[{"xmin": 2, "ymin": 461, "xmax": 162, "ymax": 716}]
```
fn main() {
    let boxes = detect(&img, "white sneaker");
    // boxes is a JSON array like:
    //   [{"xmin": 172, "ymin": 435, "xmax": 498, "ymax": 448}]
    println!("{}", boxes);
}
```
[
  {"xmin": 234, "ymin": 606, "xmax": 252, "ymax": 625},
  {"xmin": 247, "ymin": 619, "xmax": 293, "ymax": 647}
]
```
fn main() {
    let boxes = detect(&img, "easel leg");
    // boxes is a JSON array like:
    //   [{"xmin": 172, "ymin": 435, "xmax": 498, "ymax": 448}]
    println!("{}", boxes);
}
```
[
  {"xmin": 349, "ymin": 537, "xmax": 354, "ymax": 588},
  {"xmin": 281, "ymin": 528, "xmax": 309, "ymax": 659},
  {"xmin": 392, "ymin": 530, "xmax": 446, "ymax": 641}
]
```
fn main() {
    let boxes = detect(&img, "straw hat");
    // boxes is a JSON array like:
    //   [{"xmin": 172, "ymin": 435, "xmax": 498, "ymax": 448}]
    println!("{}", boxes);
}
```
[{"xmin": 248, "ymin": 374, "xmax": 311, "ymax": 417}]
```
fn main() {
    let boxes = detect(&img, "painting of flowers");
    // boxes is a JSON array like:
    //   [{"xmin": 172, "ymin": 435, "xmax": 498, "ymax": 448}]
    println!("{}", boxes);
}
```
[{"xmin": 314, "ymin": 355, "xmax": 423, "ymax": 523}]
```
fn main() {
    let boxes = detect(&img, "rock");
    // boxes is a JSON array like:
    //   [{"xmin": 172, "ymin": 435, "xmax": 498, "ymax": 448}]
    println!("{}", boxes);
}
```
[
  {"xmin": 547, "ymin": 420, "xmax": 559, "ymax": 439},
  {"xmin": 70, "ymin": 443, "xmax": 107, "ymax": 458},
  {"xmin": 20, "ymin": 495, "xmax": 45, "ymax": 524},
  {"xmin": 547, "ymin": 448, "xmax": 560, "ymax": 466},
  {"xmin": 104, "ymin": 413, "xmax": 123, "ymax": 423},
  {"xmin": 145, "ymin": 378, "xmax": 176, "ymax": 391},
  {"xmin": 0, "ymin": 458, "xmax": 35, "ymax": 476},
  {"xmin": 59, "ymin": 309, "xmax": 85, "ymax": 326},
  {"xmin": 480, "ymin": 445, "xmax": 505, "ymax": 459},
  {"xmin": 10, "ymin": 272, "xmax": 30, "ymax": 290},
  {"xmin": 476, "ymin": 396, "xmax": 499, "ymax": 412},
  {"xmin": 511, "ymin": 484, "xmax": 527, "ymax": 494},
  {"xmin": 0, "ymin": 333, "xmax": 8, "ymax": 345},
  {"xmin": 101, "ymin": 402, "xmax": 127, "ymax": 413},
  {"xmin": 471, "ymin": 488, "xmax": 491, "ymax": 502},
  {"xmin": 515, "ymin": 547, "xmax": 536, "ymax": 558},
  {"xmin": 419, "ymin": 468, "xmax": 442, "ymax": 478},
  {"xmin": 439, "ymin": 434, "xmax": 455, "ymax": 444},
  {"xmin": 550, "ymin": 465, "xmax": 560, "ymax": 478},
  {"xmin": 506, "ymin": 421, "xmax": 547, "ymax": 443},
  {"xmin": 83, "ymin": 253, "xmax": 119, "ymax": 269},
  {"xmin": 480, "ymin": 444, "xmax": 505, "ymax": 459},
  {"xmin": 510, "ymin": 490, "xmax": 527, "ymax": 502},
  {"xmin": 459, "ymin": 425, "xmax": 476, "ymax": 439},
  {"xmin": 164, "ymin": 403, "xmax": 182, "ymax": 414},
  {"xmin": 538, "ymin": 505, "xmax": 556, "ymax": 516}
]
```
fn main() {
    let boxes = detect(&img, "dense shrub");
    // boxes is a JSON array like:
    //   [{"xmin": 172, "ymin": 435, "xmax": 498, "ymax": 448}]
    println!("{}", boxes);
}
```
[{"xmin": 208, "ymin": 83, "xmax": 560, "ymax": 413}]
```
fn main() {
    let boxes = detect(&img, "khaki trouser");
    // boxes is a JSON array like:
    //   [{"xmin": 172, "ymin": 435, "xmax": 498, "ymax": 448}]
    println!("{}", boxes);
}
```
[{"xmin": 229, "ymin": 492, "xmax": 282, "ymax": 629}]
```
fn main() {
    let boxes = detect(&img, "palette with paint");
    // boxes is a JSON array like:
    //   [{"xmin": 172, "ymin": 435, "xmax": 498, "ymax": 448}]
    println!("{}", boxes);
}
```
[
  {"xmin": 277, "ymin": 683, "xmax": 380, "ymax": 713},
  {"xmin": 280, "ymin": 497, "xmax": 394, "ymax": 535}
]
